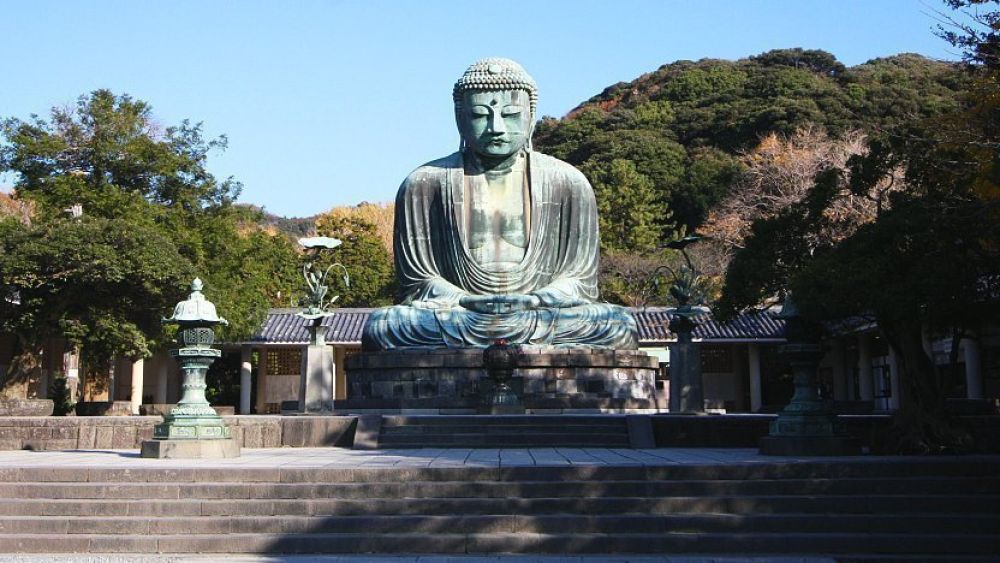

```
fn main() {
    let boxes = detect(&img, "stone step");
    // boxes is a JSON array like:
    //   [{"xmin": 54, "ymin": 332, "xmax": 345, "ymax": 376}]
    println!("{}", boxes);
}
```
[
  {"xmin": 380, "ymin": 415, "xmax": 629, "ymax": 427},
  {"xmin": 381, "ymin": 425, "xmax": 629, "ymax": 434},
  {"xmin": 4, "ymin": 459, "xmax": 998, "ymax": 483},
  {"xmin": 0, "ymin": 531, "xmax": 998, "ymax": 555},
  {"xmin": 377, "ymin": 434, "xmax": 630, "ymax": 448},
  {"xmin": 1, "ymin": 494, "xmax": 997, "ymax": 517},
  {"xmin": 1, "ymin": 512, "xmax": 997, "ymax": 535},
  {"xmin": 377, "ymin": 415, "xmax": 631, "ymax": 448},
  {"xmin": 0, "ymin": 476, "xmax": 996, "ymax": 500}
]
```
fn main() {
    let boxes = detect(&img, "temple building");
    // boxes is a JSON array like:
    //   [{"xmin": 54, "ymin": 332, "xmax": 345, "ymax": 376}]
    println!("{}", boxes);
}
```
[{"xmin": 1, "ymin": 307, "xmax": 995, "ymax": 415}]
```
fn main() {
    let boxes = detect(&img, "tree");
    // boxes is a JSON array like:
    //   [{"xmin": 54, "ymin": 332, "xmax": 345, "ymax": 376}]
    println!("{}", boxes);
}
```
[
  {"xmin": 317, "ymin": 202, "xmax": 394, "ymax": 256},
  {"xmin": 0, "ymin": 90, "xmax": 300, "ymax": 396},
  {"xmin": 312, "ymin": 214, "xmax": 395, "ymax": 307},
  {"xmin": 585, "ymin": 158, "xmax": 666, "ymax": 253},
  {"xmin": 598, "ymin": 250, "xmax": 684, "ymax": 308},
  {"xmin": 717, "ymin": 2, "xmax": 1000, "ymax": 452},
  {"xmin": 197, "ymin": 206, "xmax": 301, "ymax": 340},
  {"xmin": 0, "ymin": 216, "xmax": 194, "ymax": 393},
  {"xmin": 701, "ymin": 127, "xmax": 890, "ymax": 269}
]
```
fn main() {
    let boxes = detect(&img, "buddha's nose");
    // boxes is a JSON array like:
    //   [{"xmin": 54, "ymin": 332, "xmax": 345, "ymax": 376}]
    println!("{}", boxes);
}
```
[{"xmin": 488, "ymin": 112, "xmax": 506, "ymax": 135}]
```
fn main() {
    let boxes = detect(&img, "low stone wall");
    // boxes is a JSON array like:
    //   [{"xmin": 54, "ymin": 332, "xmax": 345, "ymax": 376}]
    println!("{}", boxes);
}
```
[{"xmin": 0, "ymin": 416, "xmax": 357, "ymax": 451}]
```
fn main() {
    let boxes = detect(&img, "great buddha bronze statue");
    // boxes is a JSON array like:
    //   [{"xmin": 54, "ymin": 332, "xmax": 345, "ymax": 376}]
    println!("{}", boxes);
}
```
[{"xmin": 361, "ymin": 58, "xmax": 638, "ymax": 350}]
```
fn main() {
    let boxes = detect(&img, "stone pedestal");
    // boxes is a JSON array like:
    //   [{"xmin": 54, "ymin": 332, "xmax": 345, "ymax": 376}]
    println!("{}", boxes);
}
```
[
  {"xmin": 140, "ymin": 438, "xmax": 240, "ymax": 459},
  {"xmin": 343, "ymin": 347, "xmax": 659, "ymax": 413},
  {"xmin": 299, "ymin": 344, "xmax": 335, "ymax": 413},
  {"xmin": 668, "ymin": 314, "xmax": 704, "ymax": 414},
  {"xmin": 141, "ymin": 349, "xmax": 239, "ymax": 459}
]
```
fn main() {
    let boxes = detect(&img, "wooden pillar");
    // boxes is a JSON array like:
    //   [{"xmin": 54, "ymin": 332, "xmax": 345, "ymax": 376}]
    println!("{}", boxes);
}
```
[
  {"xmin": 129, "ymin": 358, "xmax": 144, "ymax": 415},
  {"xmin": 254, "ymin": 348, "xmax": 269, "ymax": 414},
  {"xmin": 831, "ymin": 339, "xmax": 849, "ymax": 401},
  {"xmin": 748, "ymin": 343, "xmax": 762, "ymax": 413},
  {"xmin": 887, "ymin": 347, "xmax": 901, "ymax": 410},
  {"xmin": 62, "ymin": 348, "xmax": 80, "ymax": 404},
  {"xmin": 857, "ymin": 334, "xmax": 874, "ymax": 401},
  {"xmin": 964, "ymin": 337, "xmax": 984, "ymax": 400},
  {"xmin": 240, "ymin": 345, "xmax": 253, "ymax": 414},
  {"xmin": 155, "ymin": 358, "xmax": 168, "ymax": 404},
  {"xmin": 731, "ymin": 344, "xmax": 748, "ymax": 412}
]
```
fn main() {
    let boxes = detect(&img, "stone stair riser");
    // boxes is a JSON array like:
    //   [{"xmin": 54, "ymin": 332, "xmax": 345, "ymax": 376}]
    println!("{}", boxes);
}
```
[
  {"xmin": 0, "ymin": 494, "xmax": 996, "ymax": 517},
  {"xmin": 0, "ymin": 532, "xmax": 998, "ymax": 555},
  {"xmin": 1, "ymin": 513, "xmax": 997, "ymax": 535},
  {"xmin": 0, "ymin": 477, "xmax": 998, "ymax": 500}
]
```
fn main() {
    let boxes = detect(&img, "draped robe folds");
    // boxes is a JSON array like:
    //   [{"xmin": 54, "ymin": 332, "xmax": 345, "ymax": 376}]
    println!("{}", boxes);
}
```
[{"xmin": 361, "ymin": 150, "xmax": 639, "ymax": 351}]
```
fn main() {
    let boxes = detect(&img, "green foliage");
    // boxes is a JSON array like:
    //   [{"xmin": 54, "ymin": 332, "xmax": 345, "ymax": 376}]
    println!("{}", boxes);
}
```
[
  {"xmin": 0, "ymin": 90, "xmax": 300, "ymax": 371},
  {"xmin": 313, "ymin": 214, "xmax": 395, "ymax": 307},
  {"xmin": 534, "ymin": 50, "xmax": 967, "ymax": 233},
  {"xmin": 199, "ymin": 207, "xmax": 301, "ymax": 341},
  {"xmin": 48, "ymin": 373, "xmax": 75, "ymax": 416},
  {"xmin": 0, "ymin": 216, "xmax": 194, "ymax": 369},
  {"xmin": 677, "ymin": 148, "xmax": 744, "ymax": 228},
  {"xmin": 0, "ymin": 90, "xmax": 240, "ymax": 219},
  {"xmin": 585, "ymin": 159, "xmax": 665, "ymax": 253},
  {"xmin": 206, "ymin": 351, "xmax": 243, "ymax": 407},
  {"xmin": 750, "ymin": 48, "xmax": 846, "ymax": 76}
]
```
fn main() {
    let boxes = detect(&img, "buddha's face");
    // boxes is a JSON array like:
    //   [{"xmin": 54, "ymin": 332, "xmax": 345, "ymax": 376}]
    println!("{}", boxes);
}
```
[{"xmin": 458, "ymin": 89, "xmax": 532, "ymax": 159}]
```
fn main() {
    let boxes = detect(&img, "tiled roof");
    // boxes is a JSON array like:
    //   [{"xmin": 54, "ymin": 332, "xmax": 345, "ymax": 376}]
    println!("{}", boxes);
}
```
[
  {"xmin": 633, "ymin": 307, "xmax": 786, "ymax": 343},
  {"xmin": 249, "ymin": 307, "xmax": 785, "ymax": 345},
  {"xmin": 248, "ymin": 308, "xmax": 372, "ymax": 344}
]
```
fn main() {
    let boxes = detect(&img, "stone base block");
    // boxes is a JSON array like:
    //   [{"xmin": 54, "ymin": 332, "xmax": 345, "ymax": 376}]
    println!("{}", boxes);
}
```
[
  {"xmin": 759, "ymin": 435, "xmax": 862, "ymax": 456},
  {"xmin": 140, "ymin": 438, "xmax": 241, "ymax": 459},
  {"xmin": 344, "ymin": 348, "xmax": 660, "ymax": 411},
  {"xmin": 0, "ymin": 399, "xmax": 54, "ymax": 417},
  {"xmin": 478, "ymin": 405, "xmax": 527, "ymax": 415},
  {"xmin": 154, "ymin": 416, "xmax": 232, "ymax": 440}
]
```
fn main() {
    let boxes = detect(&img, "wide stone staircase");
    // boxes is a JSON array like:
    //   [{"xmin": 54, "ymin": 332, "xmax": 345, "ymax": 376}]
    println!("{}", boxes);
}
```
[
  {"xmin": 0, "ymin": 457, "xmax": 998, "ymax": 557},
  {"xmin": 376, "ymin": 415, "xmax": 633, "ymax": 448}
]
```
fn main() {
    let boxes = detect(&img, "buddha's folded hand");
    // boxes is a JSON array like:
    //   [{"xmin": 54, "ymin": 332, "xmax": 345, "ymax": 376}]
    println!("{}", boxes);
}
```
[{"xmin": 459, "ymin": 294, "xmax": 540, "ymax": 314}]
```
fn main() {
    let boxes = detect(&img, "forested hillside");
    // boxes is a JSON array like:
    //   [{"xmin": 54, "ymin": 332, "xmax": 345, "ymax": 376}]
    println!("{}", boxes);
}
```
[{"xmin": 533, "ymin": 49, "xmax": 966, "ymax": 236}]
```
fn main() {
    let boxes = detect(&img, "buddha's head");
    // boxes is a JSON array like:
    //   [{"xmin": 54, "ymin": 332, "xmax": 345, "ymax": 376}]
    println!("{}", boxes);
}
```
[{"xmin": 454, "ymin": 58, "xmax": 538, "ymax": 160}]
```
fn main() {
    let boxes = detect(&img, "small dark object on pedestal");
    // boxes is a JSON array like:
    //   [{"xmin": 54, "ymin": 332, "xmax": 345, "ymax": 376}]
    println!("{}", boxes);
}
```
[{"xmin": 481, "ymin": 339, "xmax": 525, "ymax": 414}]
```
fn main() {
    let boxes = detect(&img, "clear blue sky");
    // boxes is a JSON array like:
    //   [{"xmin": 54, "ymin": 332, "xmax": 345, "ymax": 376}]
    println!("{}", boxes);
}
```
[{"xmin": 1, "ymin": 0, "xmax": 962, "ymax": 218}]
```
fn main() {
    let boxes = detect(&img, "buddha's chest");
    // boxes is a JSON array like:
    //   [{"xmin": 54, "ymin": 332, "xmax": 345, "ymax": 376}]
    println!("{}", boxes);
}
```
[{"xmin": 465, "ymin": 171, "xmax": 528, "ymax": 269}]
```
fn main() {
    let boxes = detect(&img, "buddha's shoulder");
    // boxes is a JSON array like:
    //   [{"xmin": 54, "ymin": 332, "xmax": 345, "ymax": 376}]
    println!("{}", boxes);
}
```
[
  {"xmin": 530, "ymin": 151, "xmax": 590, "ymax": 186},
  {"xmin": 395, "ymin": 153, "xmax": 461, "ymax": 198},
  {"xmin": 404, "ymin": 153, "xmax": 461, "ymax": 181}
]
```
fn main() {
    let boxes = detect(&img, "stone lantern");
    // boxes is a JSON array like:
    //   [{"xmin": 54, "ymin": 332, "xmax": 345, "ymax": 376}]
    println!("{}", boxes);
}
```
[
  {"xmin": 758, "ymin": 295, "xmax": 859, "ymax": 456},
  {"xmin": 140, "ymin": 278, "xmax": 240, "ymax": 458}
]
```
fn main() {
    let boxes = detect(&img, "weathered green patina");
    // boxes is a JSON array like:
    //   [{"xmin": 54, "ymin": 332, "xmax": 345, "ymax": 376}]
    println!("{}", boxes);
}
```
[
  {"xmin": 362, "ymin": 58, "xmax": 638, "ymax": 350},
  {"xmin": 151, "ymin": 278, "xmax": 232, "ymax": 441}
]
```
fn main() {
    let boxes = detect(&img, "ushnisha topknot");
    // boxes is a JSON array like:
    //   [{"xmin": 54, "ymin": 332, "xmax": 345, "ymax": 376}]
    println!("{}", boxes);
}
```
[{"xmin": 453, "ymin": 58, "xmax": 538, "ymax": 115}]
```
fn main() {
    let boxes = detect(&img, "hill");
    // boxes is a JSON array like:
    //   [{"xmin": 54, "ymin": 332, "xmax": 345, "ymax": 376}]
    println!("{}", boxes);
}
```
[{"xmin": 533, "ymin": 48, "xmax": 967, "ymax": 232}]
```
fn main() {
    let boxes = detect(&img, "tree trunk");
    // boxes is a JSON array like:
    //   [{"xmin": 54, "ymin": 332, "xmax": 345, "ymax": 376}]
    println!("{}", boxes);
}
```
[{"xmin": 879, "ymin": 318, "xmax": 972, "ymax": 453}]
